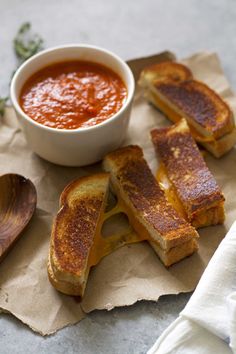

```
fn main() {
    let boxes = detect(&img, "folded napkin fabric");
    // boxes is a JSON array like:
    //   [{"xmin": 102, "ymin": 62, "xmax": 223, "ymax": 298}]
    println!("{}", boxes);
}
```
[{"xmin": 148, "ymin": 221, "xmax": 236, "ymax": 354}]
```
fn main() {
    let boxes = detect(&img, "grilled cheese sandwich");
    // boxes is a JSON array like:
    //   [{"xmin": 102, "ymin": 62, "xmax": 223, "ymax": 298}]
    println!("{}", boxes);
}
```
[
  {"xmin": 151, "ymin": 119, "xmax": 225, "ymax": 228},
  {"xmin": 48, "ymin": 146, "xmax": 200, "ymax": 296},
  {"xmin": 139, "ymin": 61, "xmax": 236, "ymax": 157},
  {"xmin": 103, "ymin": 145, "xmax": 199, "ymax": 265},
  {"xmin": 48, "ymin": 173, "xmax": 110, "ymax": 296}
]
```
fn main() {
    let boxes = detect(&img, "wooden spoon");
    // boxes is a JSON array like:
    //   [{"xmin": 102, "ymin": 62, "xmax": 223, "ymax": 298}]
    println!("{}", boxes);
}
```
[{"xmin": 0, "ymin": 174, "xmax": 37, "ymax": 262}]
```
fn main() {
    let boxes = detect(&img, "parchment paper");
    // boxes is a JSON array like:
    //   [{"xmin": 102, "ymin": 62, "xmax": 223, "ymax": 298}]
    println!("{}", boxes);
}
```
[{"xmin": 0, "ymin": 51, "xmax": 235, "ymax": 335}]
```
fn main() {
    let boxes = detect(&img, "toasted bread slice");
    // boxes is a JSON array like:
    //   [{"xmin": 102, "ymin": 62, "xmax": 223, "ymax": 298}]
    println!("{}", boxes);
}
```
[
  {"xmin": 139, "ymin": 61, "xmax": 236, "ymax": 156},
  {"xmin": 103, "ymin": 145, "xmax": 199, "ymax": 264},
  {"xmin": 150, "ymin": 238, "xmax": 198, "ymax": 267},
  {"xmin": 145, "ymin": 88, "xmax": 236, "ymax": 157},
  {"xmin": 151, "ymin": 119, "xmax": 225, "ymax": 228},
  {"xmin": 139, "ymin": 61, "xmax": 193, "ymax": 88},
  {"xmin": 153, "ymin": 79, "xmax": 234, "ymax": 139},
  {"xmin": 48, "ymin": 173, "xmax": 110, "ymax": 296},
  {"xmin": 199, "ymin": 127, "xmax": 236, "ymax": 158}
]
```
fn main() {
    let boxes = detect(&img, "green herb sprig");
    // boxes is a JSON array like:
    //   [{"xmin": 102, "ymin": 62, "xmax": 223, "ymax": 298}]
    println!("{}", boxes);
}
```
[
  {"xmin": 14, "ymin": 22, "xmax": 43, "ymax": 62},
  {"xmin": 0, "ymin": 97, "xmax": 9, "ymax": 117},
  {"xmin": 0, "ymin": 22, "xmax": 44, "ymax": 117}
]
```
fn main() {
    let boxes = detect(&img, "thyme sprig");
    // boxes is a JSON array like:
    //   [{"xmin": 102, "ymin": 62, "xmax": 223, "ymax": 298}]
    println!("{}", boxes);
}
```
[
  {"xmin": 0, "ymin": 97, "xmax": 9, "ymax": 117},
  {"xmin": 14, "ymin": 22, "xmax": 43, "ymax": 62},
  {"xmin": 0, "ymin": 22, "xmax": 44, "ymax": 117}
]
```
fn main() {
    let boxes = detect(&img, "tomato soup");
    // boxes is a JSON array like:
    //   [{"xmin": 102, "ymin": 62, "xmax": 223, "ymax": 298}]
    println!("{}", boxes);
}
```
[{"xmin": 19, "ymin": 61, "xmax": 127, "ymax": 130}]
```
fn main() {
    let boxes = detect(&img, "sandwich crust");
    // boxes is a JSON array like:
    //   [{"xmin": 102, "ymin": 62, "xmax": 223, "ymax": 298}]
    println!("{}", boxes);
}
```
[
  {"xmin": 48, "ymin": 255, "xmax": 86, "ymax": 296},
  {"xmin": 48, "ymin": 173, "xmax": 110, "ymax": 296},
  {"xmin": 151, "ymin": 119, "xmax": 225, "ymax": 225},
  {"xmin": 145, "ymin": 88, "xmax": 236, "ymax": 157},
  {"xmin": 139, "ymin": 60, "xmax": 236, "ymax": 156},
  {"xmin": 150, "ymin": 238, "xmax": 199, "ymax": 267},
  {"xmin": 103, "ymin": 145, "xmax": 198, "ymax": 251},
  {"xmin": 139, "ymin": 61, "xmax": 193, "ymax": 87},
  {"xmin": 199, "ymin": 126, "xmax": 236, "ymax": 158},
  {"xmin": 154, "ymin": 79, "xmax": 233, "ymax": 139}
]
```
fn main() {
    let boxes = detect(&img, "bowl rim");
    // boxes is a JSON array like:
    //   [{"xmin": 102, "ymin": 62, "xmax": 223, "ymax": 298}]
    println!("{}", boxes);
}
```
[{"xmin": 10, "ymin": 43, "xmax": 135, "ymax": 135}]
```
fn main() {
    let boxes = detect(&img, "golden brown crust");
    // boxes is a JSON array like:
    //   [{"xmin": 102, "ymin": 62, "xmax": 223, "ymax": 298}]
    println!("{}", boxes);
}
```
[
  {"xmin": 104, "ymin": 145, "xmax": 198, "ymax": 249},
  {"xmin": 154, "ymin": 79, "xmax": 233, "ymax": 139},
  {"xmin": 51, "ymin": 173, "xmax": 110, "ymax": 277},
  {"xmin": 53, "ymin": 198, "xmax": 102, "ymax": 274},
  {"xmin": 199, "ymin": 127, "xmax": 236, "ymax": 158},
  {"xmin": 47, "ymin": 257, "xmax": 84, "ymax": 296},
  {"xmin": 139, "ymin": 60, "xmax": 235, "ymax": 145},
  {"xmin": 151, "ymin": 119, "xmax": 225, "ymax": 220},
  {"xmin": 145, "ymin": 88, "xmax": 236, "ymax": 157},
  {"xmin": 139, "ymin": 61, "xmax": 193, "ymax": 87},
  {"xmin": 191, "ymin": 202, "xmax": 225, "ymax": 228},
  {"xmin": 150, "ymin": 238, "xmax": 199, "ymax": 267},
  {"xmin": 59, "ymin": 174, "xmax": 107, "ymax": 206}
]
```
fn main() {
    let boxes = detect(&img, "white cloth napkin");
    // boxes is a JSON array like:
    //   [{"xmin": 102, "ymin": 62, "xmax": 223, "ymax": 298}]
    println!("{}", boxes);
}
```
[{"xmin": 148, "ymin": 221, "xmax": 236, "ymax": 354}]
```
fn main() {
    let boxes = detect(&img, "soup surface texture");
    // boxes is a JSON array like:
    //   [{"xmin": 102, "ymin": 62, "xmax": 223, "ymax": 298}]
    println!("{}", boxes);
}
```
[{"xmin": 20, "ymin": 61, "xmax": 127, "ymax": 129}]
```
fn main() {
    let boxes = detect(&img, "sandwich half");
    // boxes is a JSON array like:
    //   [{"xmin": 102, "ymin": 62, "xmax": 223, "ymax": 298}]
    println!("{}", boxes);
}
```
[
  {"xmin": 103, "ymin": 145, "xmax": 199, "ymax": 267},
  {"xmin": 139, "ymin": 61, "xmax": 236, "ymax": 157},
  {"xmin": 48, "ymin": 173, "xmax": 110, "ymax": 297},
  {"xmin": 151, "ymin": 118, "xmax": 225, "ymax": 228}
]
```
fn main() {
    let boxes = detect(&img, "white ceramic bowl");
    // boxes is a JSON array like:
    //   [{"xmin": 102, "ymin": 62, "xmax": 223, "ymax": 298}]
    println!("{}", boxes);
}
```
[{"xmin": 10, "ymin": 44, "xmax": 135, "ymax": 166}]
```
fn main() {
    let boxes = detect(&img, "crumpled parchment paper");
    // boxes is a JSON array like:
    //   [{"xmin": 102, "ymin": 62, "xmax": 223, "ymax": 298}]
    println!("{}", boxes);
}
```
[{"xmin": 0, "ymin": 51, "xmax": 235, "ymax": 335}]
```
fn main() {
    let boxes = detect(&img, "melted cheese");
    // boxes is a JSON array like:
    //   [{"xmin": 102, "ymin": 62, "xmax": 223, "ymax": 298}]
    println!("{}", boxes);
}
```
[
  {"xmin": 156, "ymin": 164, "xmax": 187, "ymax": 220},
  {"xmin": 87, "ymin": 189, "xmax": 168, "ymax": 269},
  {"xmin": 149, "ymin": 91, "xmax": 215, "ymax": 143},
  {"xmin": 191, "ymin": 203, "xmax": 225, "ymax": 228},
  {"xmin": 87, "ymin": 162, "xmax": 222, "ymax": 270},
  {"xmin": 156, "ymin": 165, "xmax": 225, "ymax": 228},
  {"xmin": 87, "ymin": 199, "xmax": 145, "ymax": 268}
]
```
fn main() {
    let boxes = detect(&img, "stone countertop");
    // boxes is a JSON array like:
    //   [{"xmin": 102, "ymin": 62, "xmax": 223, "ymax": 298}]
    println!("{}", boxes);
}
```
[{"xmin": 0, "ymin": 0, "xmax": 235, "ymax": 353}]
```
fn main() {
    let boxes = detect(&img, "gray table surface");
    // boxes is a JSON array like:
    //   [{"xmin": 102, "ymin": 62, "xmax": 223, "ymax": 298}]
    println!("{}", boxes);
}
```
[{"xmin": 0, "ymin": 0, "xmax": 235, "ymax": 353}]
